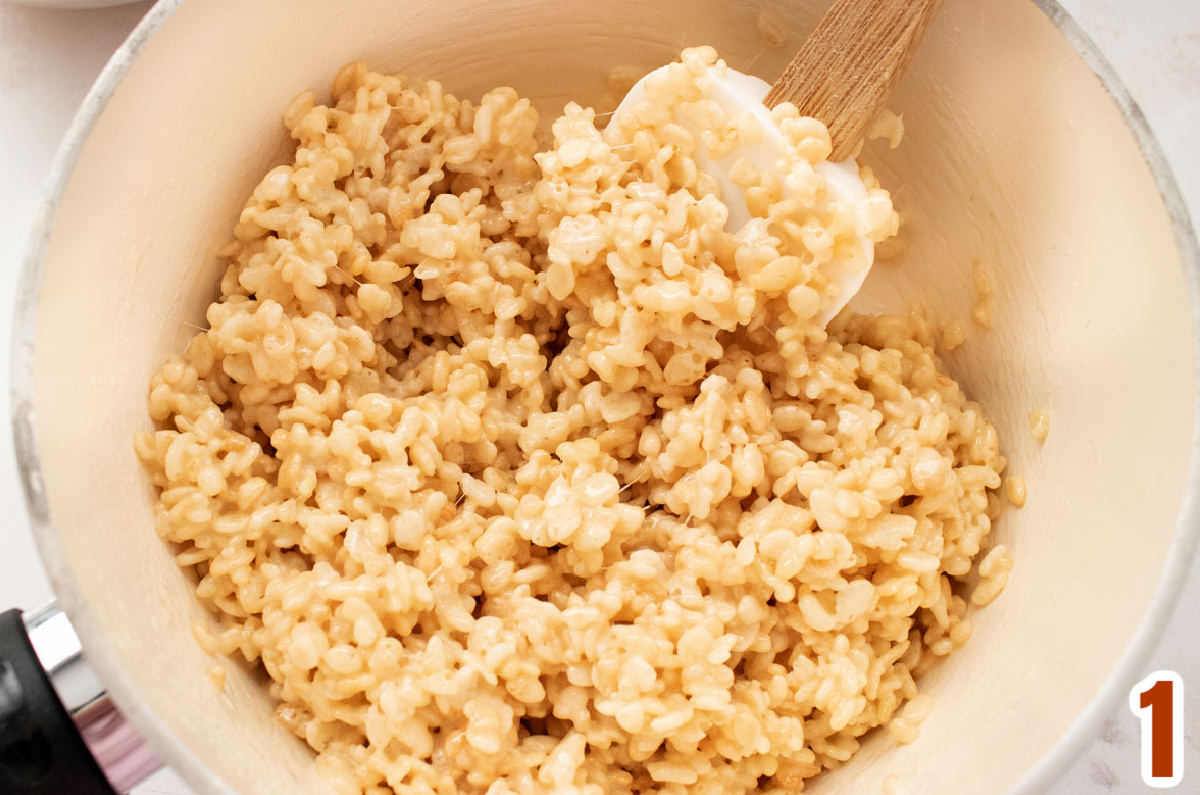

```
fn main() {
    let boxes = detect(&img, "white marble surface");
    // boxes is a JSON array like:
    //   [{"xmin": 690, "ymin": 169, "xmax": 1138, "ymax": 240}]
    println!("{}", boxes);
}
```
[{"xmin": 0, "ymin": 1, "xmax": 1196, "ymax": 793}]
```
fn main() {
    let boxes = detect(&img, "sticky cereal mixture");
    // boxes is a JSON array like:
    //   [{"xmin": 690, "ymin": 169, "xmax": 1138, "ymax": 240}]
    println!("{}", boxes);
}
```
[
  {"xmin": 867, "ymin": 109, "xmax": 905, "ymax": 151},
  {"xmin": 1005, "ymin": 476, "xmax": 1028, "ymax": 508},
  {"xmin": 970, "ymin": 261, "xmax": 995, "ymax": 330},
  {"xmin": 1029, "ymin": 408, "xmax": 1050, "ymax": 443},
  {"xmin": 136, "ymin": 49, "xmax": 1009, "ymax": 794}
]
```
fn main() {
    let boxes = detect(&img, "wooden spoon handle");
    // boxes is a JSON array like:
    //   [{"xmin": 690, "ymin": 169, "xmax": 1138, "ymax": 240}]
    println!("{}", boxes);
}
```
[{"xmin": 764, "ymin": 0, "xmax": 944, "ymax": 160}]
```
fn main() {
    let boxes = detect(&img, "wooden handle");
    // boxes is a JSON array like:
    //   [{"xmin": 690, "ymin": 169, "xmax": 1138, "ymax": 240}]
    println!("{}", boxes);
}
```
[{"xmin": 764, "ymin": 0, "xmax": 944, "ymax": 160}]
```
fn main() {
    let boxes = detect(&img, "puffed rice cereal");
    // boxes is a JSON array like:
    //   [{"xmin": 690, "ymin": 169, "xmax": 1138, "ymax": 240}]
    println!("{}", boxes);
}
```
[{"xmin": 137, "ymin": 48, "xmax": 1009, "ymax": 794}]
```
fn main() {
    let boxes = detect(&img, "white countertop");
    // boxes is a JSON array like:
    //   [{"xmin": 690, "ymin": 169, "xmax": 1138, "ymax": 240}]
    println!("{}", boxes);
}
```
[{"xmin": 0, "ymin": 1, "xmax": 1196, "ymax": 793}]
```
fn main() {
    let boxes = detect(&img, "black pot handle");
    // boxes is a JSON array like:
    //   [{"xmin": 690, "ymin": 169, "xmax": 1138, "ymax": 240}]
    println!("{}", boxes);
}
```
[{"xmin": 0, "ymin": 606, "xmax": 160, "ymax": 794}]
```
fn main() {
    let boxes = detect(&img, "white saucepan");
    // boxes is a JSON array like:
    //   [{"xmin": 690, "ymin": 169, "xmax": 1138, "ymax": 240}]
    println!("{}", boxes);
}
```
[{"xmin": 3, "ymin": 1, "xmax": 1198, "ymax": 793}]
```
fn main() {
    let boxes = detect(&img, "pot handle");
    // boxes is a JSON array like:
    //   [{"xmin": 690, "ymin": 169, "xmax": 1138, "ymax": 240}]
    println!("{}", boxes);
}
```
[{"xmin": 0, "ymin": 605, "xmax": 161, "ymax": 794}]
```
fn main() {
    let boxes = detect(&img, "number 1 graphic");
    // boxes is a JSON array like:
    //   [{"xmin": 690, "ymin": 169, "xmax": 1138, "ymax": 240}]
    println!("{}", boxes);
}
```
[{"xmin": 1129, "ymin": 670, "xmax": 1184, "ymax": 788}]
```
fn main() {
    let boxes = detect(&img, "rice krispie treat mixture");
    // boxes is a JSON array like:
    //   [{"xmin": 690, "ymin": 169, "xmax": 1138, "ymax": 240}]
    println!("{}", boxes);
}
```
[{"xmin": 137, "ymin": 48, "xmax": 1009, "ymax": 794}]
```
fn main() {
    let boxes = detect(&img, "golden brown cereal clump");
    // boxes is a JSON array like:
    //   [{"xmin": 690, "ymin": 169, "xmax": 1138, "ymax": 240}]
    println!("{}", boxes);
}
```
[
  {"xmin": 1029, "ymin": 408, "xmax": 1051, "ymax": 442},
  {"xmin": 137, "ymin": 48, "xmax": 1008, "ymax": 794}
]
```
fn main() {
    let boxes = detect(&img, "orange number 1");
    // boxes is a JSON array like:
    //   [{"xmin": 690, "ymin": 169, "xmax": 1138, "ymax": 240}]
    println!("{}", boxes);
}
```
[{"xmin": 1129, "ymin": 671, "xmax": 1184, "ymax": 788}]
